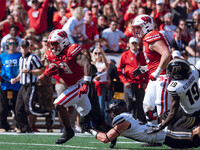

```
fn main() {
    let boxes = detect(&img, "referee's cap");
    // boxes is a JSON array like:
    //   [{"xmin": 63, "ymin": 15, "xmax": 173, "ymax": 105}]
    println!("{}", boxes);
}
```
[{"xmin": 21, "ymin": 40, "xmax": 30, "ymax": 48}]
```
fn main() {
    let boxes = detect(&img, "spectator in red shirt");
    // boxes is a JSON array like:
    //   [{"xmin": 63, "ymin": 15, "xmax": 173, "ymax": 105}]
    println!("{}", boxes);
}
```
[
  {"xmin": 124, "ymin": 2, "xmax": 137, "ymax": 26},
  {"xmin": 91, "ymin": 2, "xmax": 100, "ymax": 25},
  {"xmin": 53, "ymin": 7, "xmax": 68, "ymax": 29},
  {"xmin": 66, "ymin": 2, "xmax": 78, "ymax": 19},
  {"xmin": 117, "ymin": 37, "xmax": 147, "ymax": 123},
  {"xmin": 150, "ymin": 0, "xmax": 167, "ymax": 29},
  {"xmin": 0, "ymin": 14, "xmax": 25, "ymax": 38},
  {"xmin": 124, "ymin": 19, "xmax": 133, "ymax": 37},
  {"xmin": 120, "ymin": 0, "xmax": 132, "ymax": 14},
  {"xmin": 82, "ymin": 10, "xmax": 99, "ymax": 50},
  {"xmin": 20, "ymin": 0, "xmax": 49, "ymax": 40}
]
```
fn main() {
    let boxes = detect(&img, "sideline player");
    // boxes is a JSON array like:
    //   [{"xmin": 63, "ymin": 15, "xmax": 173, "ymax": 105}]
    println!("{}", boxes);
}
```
[
  {"xmin": 86, "ymin": 99, "xmax": 200, "ymax": 149},
  {"xmin": 39, "ymin": 29, "xmax": 116, "ymax": 147},
  {"xmin": 132, "ymin": 15, "xmax": 172, "ymax": 125}
]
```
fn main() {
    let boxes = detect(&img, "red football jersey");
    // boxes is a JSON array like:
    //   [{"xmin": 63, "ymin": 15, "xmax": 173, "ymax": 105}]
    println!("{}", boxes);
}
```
[
  {"xmin": 143, "ymin": 30, "xmax": 171, "ymax": 75},
  {"xmin": 45, "ymin": 43, "xmax": 84, "ymax": 87}
]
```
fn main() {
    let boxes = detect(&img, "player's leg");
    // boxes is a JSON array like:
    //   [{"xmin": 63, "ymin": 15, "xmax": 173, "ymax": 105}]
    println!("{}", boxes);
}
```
[
  {"xmin": 155, "ymin": 75, "xmax": 171, "ymax": 120},
  {"xmin": 164, "ymin": 125, "xmax": 200, "ymax": 148},
  {"xmin": 54, "ymin": 84, "xmax": 82, "ymax": 144},
  {"xmin": 143, "ymin": 80, "xmax": 158, "ymax": 124}
]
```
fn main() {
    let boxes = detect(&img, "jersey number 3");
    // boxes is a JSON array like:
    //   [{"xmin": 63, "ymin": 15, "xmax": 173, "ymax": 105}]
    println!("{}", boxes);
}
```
[{"xmin": 186, "ymin": 82, "xmax": 199, "ymax": 105}]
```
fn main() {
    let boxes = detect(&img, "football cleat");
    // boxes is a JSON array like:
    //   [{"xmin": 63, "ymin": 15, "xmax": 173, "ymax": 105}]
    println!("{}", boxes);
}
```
[{"xmin": 56, "ymin": 127, "xmax": 74, "ymax": 144}]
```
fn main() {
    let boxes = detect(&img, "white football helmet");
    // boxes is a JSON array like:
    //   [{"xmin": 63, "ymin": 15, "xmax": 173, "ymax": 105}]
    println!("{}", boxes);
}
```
[
  {"xmin": 48, "ymin": 29, "xmax": 70, "ymax": 55},
  {"xmin": 131, "ymin": 14, "xmax": 154, "ymax": 38}
]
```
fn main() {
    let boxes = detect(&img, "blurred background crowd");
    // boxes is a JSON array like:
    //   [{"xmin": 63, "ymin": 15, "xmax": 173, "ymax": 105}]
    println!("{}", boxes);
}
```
[{"xmin": 1, "ymin": 0, "xmax": 200, "ymax": 133}]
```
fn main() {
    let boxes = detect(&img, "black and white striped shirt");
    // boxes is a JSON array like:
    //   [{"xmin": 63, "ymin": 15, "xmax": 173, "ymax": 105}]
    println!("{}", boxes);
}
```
[{"xmin": 19, "ymin": 52, "xmax": 43, "ymax": 85}]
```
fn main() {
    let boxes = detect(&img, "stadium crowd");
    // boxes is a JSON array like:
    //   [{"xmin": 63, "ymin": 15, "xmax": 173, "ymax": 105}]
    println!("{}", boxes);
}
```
[{"xmin": 1, "ymin": 0, "xmax": 200, "ymax": 148}]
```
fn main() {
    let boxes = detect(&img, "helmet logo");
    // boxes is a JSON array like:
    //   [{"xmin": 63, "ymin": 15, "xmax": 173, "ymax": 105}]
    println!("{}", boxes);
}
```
[
  {"xmin": 141, "ymin": 16, "xmax": 151, "ymax": 24},
  {"xmin": 57, "ymin": 31, "xmax": 67, "ymax": 38}
]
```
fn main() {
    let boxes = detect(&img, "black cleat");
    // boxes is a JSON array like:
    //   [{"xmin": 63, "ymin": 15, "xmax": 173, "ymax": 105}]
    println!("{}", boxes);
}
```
[
  {"xmin": 56, "ymin": 127, "xmax": 74, "ymax": 144},
  {"xmin": 110, "ymin": 138, "xmax": 117, "ymax": 148},
  {"xmin": 140, "ymin": 142, "xmax": 162, "ymax": 147}
]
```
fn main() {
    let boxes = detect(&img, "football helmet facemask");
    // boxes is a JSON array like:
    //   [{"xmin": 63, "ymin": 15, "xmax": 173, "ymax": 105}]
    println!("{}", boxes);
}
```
[
  {"xmin": 106, "ymin": 99, "xmax": 127, "ymax": 119},
  {"xmin": 131, "ymin": 14, "xmax": 154, "ymax": 38},
  {"xmin": 167, "ymin": 58, "xmax": 191, "ymax": 80},
  {"xmin": 48, "ymin": 29, "xmax": 70, "ymax": 55}
]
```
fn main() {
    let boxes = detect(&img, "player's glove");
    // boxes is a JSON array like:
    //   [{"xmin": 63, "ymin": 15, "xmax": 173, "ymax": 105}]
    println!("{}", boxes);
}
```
[
  {"xmin": 145, "ymin": 124, "xmax": 162, "ymax": 134},
  {"xmin": 132, "ymin": 66, "xmax": 148, "ymax": 77},
  {"xmin": 78, "ymin": 83, "xmax": 89, "ymax": 98},
  {"xmin": 43, "ymin": 63, "xmax": 59, "ymax": 77}
]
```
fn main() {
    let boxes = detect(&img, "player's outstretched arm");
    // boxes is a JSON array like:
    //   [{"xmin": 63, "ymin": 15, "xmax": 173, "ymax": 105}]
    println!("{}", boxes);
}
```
[{"xmin": 88, "ymin": 121, "xmax": 130, "ymax": 143}]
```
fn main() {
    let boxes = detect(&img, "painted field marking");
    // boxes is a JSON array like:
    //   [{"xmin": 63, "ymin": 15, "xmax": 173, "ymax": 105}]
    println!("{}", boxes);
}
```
[{"xmin": 0, "ymin": 142, "xmax": 101, "ymax": 149}]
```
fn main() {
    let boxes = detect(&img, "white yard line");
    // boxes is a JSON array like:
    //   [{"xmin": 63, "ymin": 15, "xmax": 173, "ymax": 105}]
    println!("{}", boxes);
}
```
[
  {"xmin": 0, "ymin": 142, "xmax": 100, "ymax": 149},
  {"xmin": 91, "ymin": 141, "xmax": 142, "ymax": 144}
]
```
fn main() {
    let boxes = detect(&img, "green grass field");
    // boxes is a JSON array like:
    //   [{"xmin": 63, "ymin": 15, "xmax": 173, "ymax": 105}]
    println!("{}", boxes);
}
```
[{"xmin": 0, "ymin": 132, "xmax": 199, "ymax": 150}]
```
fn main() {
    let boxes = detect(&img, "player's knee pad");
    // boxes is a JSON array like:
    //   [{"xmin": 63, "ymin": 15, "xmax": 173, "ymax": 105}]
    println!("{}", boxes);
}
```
[{"xmin": 192, "ymin": 134, "xmax": 200, "ymax": 147}]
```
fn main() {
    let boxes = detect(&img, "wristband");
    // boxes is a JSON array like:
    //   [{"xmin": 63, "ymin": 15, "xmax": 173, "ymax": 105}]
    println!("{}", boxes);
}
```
[
  {"xmin": 90, "ymin": 129, "xmax": 98, "ymax": 138},
  {"xmin": 152, "ymin": 67, "xmax": 163, "ymax": 78},
  {"xmin": 84, "ymin": 76, "xmax": 92, "ymax": 82}
]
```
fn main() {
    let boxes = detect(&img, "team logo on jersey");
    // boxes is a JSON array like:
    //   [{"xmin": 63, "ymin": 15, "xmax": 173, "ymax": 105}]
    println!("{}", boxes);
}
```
[{"xmin": 141, "ymin": 16, "xmax": 151, "ymax": 24}]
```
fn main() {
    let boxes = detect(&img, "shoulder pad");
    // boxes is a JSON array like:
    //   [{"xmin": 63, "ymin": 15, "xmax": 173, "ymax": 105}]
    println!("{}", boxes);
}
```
[
  {"xmin": 167, "ymin": 81, "xmax": 179, "ymax": 97},
  {"xmin": 112, "ymin": 113, "xmax": 132, "ymax": 126},
  {"xmin": 143, "ymin": 31, "xmax": 162, "ymax": 43},
  {"xmin": 67, "ymin": 44, "xmax": 82, "ymax": 57}
]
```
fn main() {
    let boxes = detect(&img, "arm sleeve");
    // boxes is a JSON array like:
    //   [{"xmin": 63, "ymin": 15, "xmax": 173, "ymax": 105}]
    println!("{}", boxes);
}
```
[
  {"xmin": 41, "ymin": 0, "xmax": 50, "ymax": 11},
  {"xmin": 20, "ymin": 0, "xmax": 30, "ymax": 11},
  {"xmin": 53, "ymin": 13, "xmax": 63, "ymax": 29},
  {"xmin": 32, "ymin": 55, "xmax": 43, "ymax": 69}
]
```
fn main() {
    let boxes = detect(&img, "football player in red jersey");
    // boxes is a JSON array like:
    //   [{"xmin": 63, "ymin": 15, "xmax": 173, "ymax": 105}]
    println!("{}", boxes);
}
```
[
  {"xmin": 131, "ymin": 15, "xmax": 172, "ymax": 132},
  {"xmin": 39, "ymin": 29, "xmax": 116, "ymax": 147}
]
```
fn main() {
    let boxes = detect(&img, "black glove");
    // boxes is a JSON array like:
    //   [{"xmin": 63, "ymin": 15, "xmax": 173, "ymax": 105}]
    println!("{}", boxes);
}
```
[
  {"xmin": 132, "ymin": 67, "xmax": 147, "ymax": 77},
  {"xmin": 145, "ymin": 124, "xmax": 162, "ymax": 134}
]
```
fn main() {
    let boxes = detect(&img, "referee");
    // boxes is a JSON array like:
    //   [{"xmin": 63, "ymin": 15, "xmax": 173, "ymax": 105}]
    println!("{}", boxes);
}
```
[{"xmin": 11, "ymin": 40, "xmax": 49, "ymax": 133}]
